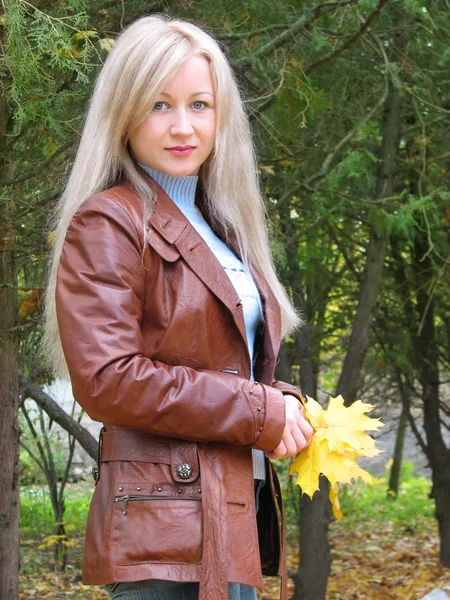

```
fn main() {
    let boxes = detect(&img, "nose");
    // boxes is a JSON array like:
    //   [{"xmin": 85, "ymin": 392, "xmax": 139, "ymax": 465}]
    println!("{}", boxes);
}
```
[{"xmin": 170, "ymin": 107, "xmax": 194, "ymax": 137}]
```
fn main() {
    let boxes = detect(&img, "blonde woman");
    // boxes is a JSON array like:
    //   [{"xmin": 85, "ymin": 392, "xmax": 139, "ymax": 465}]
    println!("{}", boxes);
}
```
[{"xmin": 43, "ymin": 14, "xmax": 313, "ymax": 600}]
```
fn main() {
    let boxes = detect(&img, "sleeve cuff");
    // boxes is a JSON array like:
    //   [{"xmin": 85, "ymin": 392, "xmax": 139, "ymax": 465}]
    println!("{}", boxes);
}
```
[
  {"xmin": 250, "ymin": 385, "xmax": 285, "ymax": 452},
  {"xmin": 271, "ymin": 380, "xmax": 305, "ymax": 403}
]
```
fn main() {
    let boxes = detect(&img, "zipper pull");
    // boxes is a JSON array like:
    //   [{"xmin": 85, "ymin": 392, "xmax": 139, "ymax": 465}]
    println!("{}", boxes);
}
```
[{"xmin": 121, "ymin": 495, "xmax": 129, "ymax": 515}]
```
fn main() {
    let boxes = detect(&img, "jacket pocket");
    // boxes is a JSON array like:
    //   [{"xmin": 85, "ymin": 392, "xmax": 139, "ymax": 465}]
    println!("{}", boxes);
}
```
[{"xmin": 110, "ymin": 485, "xmax": 203, "ymax": 566}]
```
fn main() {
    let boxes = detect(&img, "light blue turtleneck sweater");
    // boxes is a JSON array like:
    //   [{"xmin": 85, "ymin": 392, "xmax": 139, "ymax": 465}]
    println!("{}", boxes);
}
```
[{"xmin": 140, "ymin": 164, "xmax": 266, "ymax": 480}]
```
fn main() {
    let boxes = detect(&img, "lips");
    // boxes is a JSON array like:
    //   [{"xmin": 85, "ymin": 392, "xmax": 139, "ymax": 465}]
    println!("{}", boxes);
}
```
[{"xmin": 166, "ymin": 145, "xmax": 195, "ymax": 157}]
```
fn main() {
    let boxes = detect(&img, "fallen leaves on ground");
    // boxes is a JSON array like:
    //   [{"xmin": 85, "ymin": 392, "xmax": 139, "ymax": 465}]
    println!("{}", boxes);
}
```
[
  {"xmin": 290, "ymin": 395, "xmax": 383, "ymax": 520},
  {"xmin": 19, "ymin": 525, "xmax": 450, "ymax": 599},
  {"xmin": 261, "ymin": 521, "xmax": 450, "ymax": 600},
  {"xmin": 19, "ymin": 536, "xmax": 108, "ymax": 599}
]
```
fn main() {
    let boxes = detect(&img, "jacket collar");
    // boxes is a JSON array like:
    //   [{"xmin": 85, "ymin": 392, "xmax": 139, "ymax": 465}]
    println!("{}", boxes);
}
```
[{"xmin": 138, "ymin": 168, "xmax": 281, "ymax": 372}]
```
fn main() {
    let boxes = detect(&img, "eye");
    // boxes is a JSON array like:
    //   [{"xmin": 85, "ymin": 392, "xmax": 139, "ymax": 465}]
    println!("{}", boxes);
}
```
[
  {"xmin": 192, "ymin": 100, "xmax": 206, "ymax": 110},
  {"xmin": 153, "ymin": 101, "xmax": 167, "ymax": 111}
]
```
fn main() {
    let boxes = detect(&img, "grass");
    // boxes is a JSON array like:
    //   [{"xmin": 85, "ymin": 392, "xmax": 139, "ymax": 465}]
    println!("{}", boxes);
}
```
[
  {"xmin": 20, "ymin": 482, "xmax": 93, "ymax": 536},
  {"xmin": 337, "ymin": 473, "xmax": 434, "ymax": 532},
  {"xmin": 20, "ymin": 482, "xmax": 92, "ymax": 582}
]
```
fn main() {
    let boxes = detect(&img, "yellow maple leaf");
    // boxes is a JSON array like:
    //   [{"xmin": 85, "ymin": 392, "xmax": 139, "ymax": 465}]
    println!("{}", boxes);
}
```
[
  {"xmin": 290, "ymin": 436, "xmax": 327, "ymax": 497},
  {"xmin": 329, "ymin": 483, "xmax": 342, "ymax": 520},
  {"xmin": 319, "ymin": 395, "xmax": 382, "ymax": 455},
  {"xmin": 290, "ymin": 395, "xmax": 383, "ymax": 520}
]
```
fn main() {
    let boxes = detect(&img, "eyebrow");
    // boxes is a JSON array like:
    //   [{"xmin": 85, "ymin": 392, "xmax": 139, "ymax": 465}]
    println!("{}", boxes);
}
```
[{"xmin": 159, "ymin": 91, "xmax": 215, "ymax": 98}]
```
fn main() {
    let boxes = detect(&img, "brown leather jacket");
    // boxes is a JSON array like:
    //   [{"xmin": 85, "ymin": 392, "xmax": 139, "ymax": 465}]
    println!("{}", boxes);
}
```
[{"xmin": 55, "ymin": 173, "xmax": 302, "ymax": 600}]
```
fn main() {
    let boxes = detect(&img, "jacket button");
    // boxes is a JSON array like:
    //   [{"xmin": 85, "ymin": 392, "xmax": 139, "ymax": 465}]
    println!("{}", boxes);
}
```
[
  {"xmin": 257, "ymin": 406, "xmax": 262, "ymax": 411},
  {"xmin": 177, "ymin": 463, "xmax": 193, "ymax": 479},
  {"xmin": 259, "ymin": 426, "xmax": 263, "ymax": 432}
]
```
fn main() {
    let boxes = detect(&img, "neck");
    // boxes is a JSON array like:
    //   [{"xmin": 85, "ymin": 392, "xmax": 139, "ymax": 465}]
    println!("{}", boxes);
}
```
[{"xmin": 138, "ymin": 164, "xmax": 198, "ymax": 210}]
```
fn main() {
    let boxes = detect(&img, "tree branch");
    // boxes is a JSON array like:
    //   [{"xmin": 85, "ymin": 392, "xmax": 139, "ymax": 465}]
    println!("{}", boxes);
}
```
[
  {"xmin": 3, "ymin": 141, "xmax": 74, "ymax": 188},
  {"xmin": 217, "ymin": 23, "xmax": 287, "ymax": 41},
  {"xmin": 234, "ymin": 0, "xmax": 359, "ymax": 69},
  {"xmin": 305, "ymin": 0, "xmax": 390, "ymax": 75},
  {"xmin": 277, "ymin": 31, "xmax": 390, "ymax": 208},
  {"xmin": 18, "ymin": 374, "xmax": 98, "ymax": 460},
  {"xmin": 19, "ymin": 440, "xmax": 44, "ymax": 473},
  {"xmin": 294, "ymin": 203, "xmax": 344, "ymax": 238}
]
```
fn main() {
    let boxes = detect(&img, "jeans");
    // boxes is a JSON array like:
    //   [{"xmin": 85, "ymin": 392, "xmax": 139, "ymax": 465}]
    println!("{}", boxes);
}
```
[
  {"xmin": 107, "ymin": 579, "xmax": 257, "ymax": 599},
  {"xmin": 107, "ymin": 480, "xmax": 266, "ymax": 599}
]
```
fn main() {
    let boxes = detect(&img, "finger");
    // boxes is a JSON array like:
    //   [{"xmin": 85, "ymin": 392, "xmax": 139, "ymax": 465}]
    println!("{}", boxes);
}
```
[
  {"xmin": 281, "ymin": 433, "xmax": 298, "ymax": 458},
  {"xmin": 297, "ymin": 415, "xmax": 314, "ymax": 441},
  {"xmin": 268, "ymin": 440, "xmax": 287, "ymax": 460},
  {"xmin": 290, "ymin": 427, "xmax": 307, "ymax": 453}
]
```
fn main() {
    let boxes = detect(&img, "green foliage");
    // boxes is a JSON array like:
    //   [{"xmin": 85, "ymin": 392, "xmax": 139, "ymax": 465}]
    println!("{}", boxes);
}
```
[
  {"xmin": 20, "ymin": 483, "xmax": 91, "ymax": 537},
  {"xmin": 337, "ymin": 464, "xmax": 434, "ymax": 533},
  {"xmin": 19, "ymin": 443, "xmax": 68, "ymax": 485},
  {"xmin": 269, "ymin": 234, "xmax": 289, "ymax": 271},
  {"xmin": 3, "ymin": 0, "xmax": 98, "ymax": 131},
  {"xmin": 399, "ymin": 0, "xmax": 434, "ymax": 20},
  {"xmin": 264, "ymin": 68, "xmax": 331, "ymax": 140},
  {"xmin": 326, "ymin": 150, "xmax": 379, "ymax": 191},
  {"xmin": 275, "ymin": 459, "xmax": 435, "ymax": 543}
]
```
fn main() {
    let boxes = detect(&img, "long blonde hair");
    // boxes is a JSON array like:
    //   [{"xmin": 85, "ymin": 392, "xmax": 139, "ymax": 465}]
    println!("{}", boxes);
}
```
[{"xmin": 42, "ymin": 14, "xmax": 301, "ymax": 380}]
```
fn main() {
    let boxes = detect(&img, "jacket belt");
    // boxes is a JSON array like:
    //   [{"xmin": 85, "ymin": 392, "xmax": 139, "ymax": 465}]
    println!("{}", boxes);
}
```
[
  {"xmin": 269, "ymin": 461, "xmax": 287, "ymax": 600},
  {"xmin": 101, "ymin": 430, "xmax": 172, "ymax": 465},
  {"xmin": 100, "ymin": 429, "xmax": 229, "ymax": 600}
]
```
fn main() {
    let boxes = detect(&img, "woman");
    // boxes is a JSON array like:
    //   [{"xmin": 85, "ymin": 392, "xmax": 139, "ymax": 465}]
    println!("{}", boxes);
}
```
[{"xmin": 43, "ymin": 14, "xmax": 313, "ymax": 600}]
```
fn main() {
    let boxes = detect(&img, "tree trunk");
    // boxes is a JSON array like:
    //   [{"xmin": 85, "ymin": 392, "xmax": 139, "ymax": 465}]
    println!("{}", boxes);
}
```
[
  {"xmin": 295, "ymin": 477, "xmax": 332, "ymax": 600},
  {"xmin": 274, "ymin": 343, "xmax": 292, "ymax": 383},
  {"xmin": 337, "ymin": 77, "xmax": 401, "ymax": 405},
  {"xmin": 412, "ymin": 236, "xmax": 450, "ymax": 567},
  {"xmin": 0, "ymin": 13, "xmax": 19, "ymax": 599},
  {"xmin": 0, "ymin": 222, "xmax": 20, "ymax": 600},
  {"xmin": 388, "ymin": 401, "xmax": 408, "ymax": 496},
  {"xmin": 293, "ymin": 322, "xmax": 332, "ymax": 600},
  {"xmin": 336, "ymin": 231, "xmax": 388, "ymax": 404},
  {"xmin": 294, "ymin": 58, "xmax": 403, "ymax": 600},
  {"xmin": 278, "ymin": 199, "xmax": 332, "ymax": 599}
]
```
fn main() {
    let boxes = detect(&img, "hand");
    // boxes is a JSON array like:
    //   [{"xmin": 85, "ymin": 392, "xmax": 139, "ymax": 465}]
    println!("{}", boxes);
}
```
[{"xmin": 265, "ymin": 394, "xmax": 314, "ymax": 460}]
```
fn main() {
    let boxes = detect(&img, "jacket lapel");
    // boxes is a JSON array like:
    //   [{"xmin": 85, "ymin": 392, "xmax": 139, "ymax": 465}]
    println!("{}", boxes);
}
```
[
  {"xmin": 202, "ymin": 198, "xmax": 282, "ymax": 369},
  {"xmin": 141, "ymin": 169, "xmax": 282, "ymax": 368},
  {"xmin": 145, "ymin": 173, "xmax": 249, "ymax": 349}
]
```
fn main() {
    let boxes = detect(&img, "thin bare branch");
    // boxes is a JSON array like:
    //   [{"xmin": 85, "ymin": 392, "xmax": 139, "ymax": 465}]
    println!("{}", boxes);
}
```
[{"xmin": 18, "ymin": 374, "xmax": 97, "ymax": 459}]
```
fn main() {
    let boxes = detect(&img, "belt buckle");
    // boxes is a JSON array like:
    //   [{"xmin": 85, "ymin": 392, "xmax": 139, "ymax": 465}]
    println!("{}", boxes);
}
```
[{"xmin": 93, "ymin": 427, "xmax": 105, "ymax": 485}]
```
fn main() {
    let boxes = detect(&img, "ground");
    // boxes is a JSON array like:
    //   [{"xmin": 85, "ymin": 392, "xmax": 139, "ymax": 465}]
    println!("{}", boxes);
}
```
[{"xmin": 19, "ymin": 473, "xmax": 450, "ymax": 599}]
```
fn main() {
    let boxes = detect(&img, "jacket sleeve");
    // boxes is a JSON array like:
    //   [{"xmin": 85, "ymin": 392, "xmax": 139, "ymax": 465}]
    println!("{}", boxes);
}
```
[
  {"xmin": 271, "ymin": 381, "xmax": 305, "ymax": 404},
  {"xmin": 55, "ymin": 195, "xmax": 285, "ymax": 452}
]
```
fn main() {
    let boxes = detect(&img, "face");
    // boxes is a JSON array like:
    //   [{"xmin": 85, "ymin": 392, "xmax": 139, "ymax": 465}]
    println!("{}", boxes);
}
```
[{"xmin": 129, "ymin": 55, "xmax": 216, "ymax": 177}]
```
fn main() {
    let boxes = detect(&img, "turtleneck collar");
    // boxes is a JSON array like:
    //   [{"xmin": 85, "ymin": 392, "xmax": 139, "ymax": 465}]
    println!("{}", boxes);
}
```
[{"xmin": 139, "ymin": 163, "xmax": 198, "ymax": 211}]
